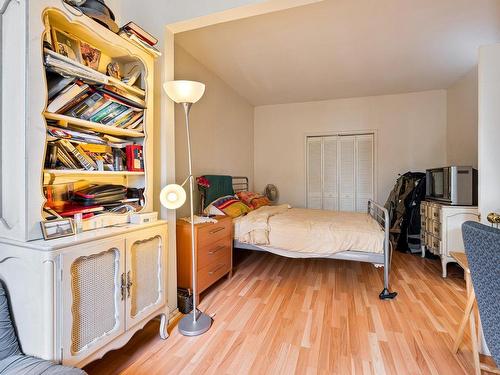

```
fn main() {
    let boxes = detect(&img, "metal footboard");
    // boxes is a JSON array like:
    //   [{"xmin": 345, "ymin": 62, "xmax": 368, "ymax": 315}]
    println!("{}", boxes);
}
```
[{"xmin": 368, "ymin": 200, "xmax": 398, "ymax": 300}]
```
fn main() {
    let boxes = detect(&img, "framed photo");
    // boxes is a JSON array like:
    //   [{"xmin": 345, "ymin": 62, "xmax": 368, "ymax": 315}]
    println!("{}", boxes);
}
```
[
  {"xmin": 52, "ymin": 28, "xmax": 82, "ymax": 63},
  {"xmin": 80, "ymin": 41, "xmax": 101, "ymax": 70},
  {"xmin": 40, "ymin": 219, "xmax": 75, "ymax": 240}
]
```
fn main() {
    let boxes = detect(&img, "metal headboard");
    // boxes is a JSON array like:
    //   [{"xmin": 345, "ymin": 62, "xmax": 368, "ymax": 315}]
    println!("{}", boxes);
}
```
[{"xmin": 232, "ymin": 176, "xmax": 249, "ymax": 193}]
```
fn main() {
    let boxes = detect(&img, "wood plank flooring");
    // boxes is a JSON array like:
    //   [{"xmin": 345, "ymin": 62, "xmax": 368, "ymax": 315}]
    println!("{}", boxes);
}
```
[{"xmin": 84, "ymin": 250, "xmax": 494, "ymax": 375}]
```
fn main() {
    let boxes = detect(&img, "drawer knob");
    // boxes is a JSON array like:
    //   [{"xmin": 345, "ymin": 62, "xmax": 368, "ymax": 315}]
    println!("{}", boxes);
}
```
[
  {"xmin": 208, "ymin": 264, "xmax": 226, "ymax": 275},
  {"xmin": 209, "ymin": 227, "xmax": 225, "ymax": 235},
  {"xmin": 208, "ymin": 245, "xmax": 225, "ymax": 255}
]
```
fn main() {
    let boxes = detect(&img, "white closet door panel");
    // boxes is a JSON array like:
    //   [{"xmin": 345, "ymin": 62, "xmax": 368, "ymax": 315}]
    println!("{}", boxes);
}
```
[
  {"xmin": 307, "ymin": 138, "xmax": 322, "ymax": 209},
  {"xmin": 322, "ymin": 136, "xmax": 338, "ymax": 210},
  {"xmin": 356, "ymin": 134, "xmax": 374, "ymax": 212},
  {"xmin": 339, "ymin": 136, "xmax": 356, "ymax": 211}
]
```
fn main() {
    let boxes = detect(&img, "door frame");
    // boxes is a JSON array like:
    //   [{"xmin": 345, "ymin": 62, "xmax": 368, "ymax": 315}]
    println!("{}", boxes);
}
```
[{"xmin": 304, "ymin": 129, "xmax": 378, "ymax": 209}]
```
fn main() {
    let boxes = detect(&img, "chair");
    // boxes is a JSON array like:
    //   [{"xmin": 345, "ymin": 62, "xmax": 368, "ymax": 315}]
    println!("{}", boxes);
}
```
[
  {"xmin": 462, "ymin": 221, "xmax": 500, "ymax": 374},
  {"xmin": 0, "ymin": 281, "xmax": 86, "ymax": 374}
]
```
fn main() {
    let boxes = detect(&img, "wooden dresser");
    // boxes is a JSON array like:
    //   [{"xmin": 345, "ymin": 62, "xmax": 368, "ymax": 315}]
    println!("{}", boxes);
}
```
[{"xmin": 176, "ymin": 216, "xmax": 233, "ymax": 301}]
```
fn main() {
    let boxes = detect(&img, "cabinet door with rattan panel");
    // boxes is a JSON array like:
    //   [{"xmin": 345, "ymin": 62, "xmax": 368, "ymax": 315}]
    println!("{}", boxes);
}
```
[
  {"xmin": 61, "ymin": 238, "xmax": 126, "ymax": 367},
  {"xmin": 125, "ymin": 225, "xmax": 168, "ymax": 331}
]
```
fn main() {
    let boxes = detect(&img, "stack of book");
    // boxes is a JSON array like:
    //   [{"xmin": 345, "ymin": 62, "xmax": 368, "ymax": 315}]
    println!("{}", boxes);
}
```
[
  {"xmin": 118, "ymin": 22, "xmax": 161, "ymax": 57},
  {"xmin": 45, "ymin": 124, "xmax": 142, "ymax": 172},
  {"xmin": 46, "ymin": 72, "xmax": 145, "ymax": 131}
]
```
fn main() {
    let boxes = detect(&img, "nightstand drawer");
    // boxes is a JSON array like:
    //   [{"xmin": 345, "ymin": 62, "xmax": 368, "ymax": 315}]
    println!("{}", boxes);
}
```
[
  {"xmin": 198, "ymin": 252, "xmax": 231, "ymax": 292},
  {"xmin": 197, "ymin": 220, "xmax": 231, "ymax": 247},
  {"xmin": 198, "ymin": 238, "xmax": 231, "ymax": 270}
]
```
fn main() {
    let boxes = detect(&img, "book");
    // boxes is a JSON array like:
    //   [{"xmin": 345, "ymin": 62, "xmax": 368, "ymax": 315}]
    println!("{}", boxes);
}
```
[
  {"xmin": 126, "ymin": 145, "xmax": 144, "ymax": 172},
  {"xmin": 103, "ymin": 134, "xmax": 135, "ymax": 148},
  {"xmin": 99, "ymin": 104, "xmax": 129, "ymax": 124},
  {"xmin": 46, "ymin": 71, "xmax": 76, "ymax": 100},
  {"xmin": 78, "ymin": 144, "xmax": 112, "ymax": 154},
  {"xmin": 75, "ymin": 145, "xmax": 98, "ymax": 169},
  {"xmin": 79, "ymin": 94, "xmax": 108, "ymax": 120},
  {"xmin": 46, "ymin": 81, "xmax": 87, "ymax": 113},
  {"xmin": 56, "ymin": 146, "xmax": 79, "ymax": 169},
  {"xmin": 97, "ymin": 85, "xmax": 146, "ymax": 109},
  {"xmin": 89, "ymin": 102, "xmax": 123, "ymax": 123},
  {"xmin": 55, "ymin": 88, "xmax": 92, "ymax": 114},
  {"xmin": 45, "ymin": 143, "xmax": 58, "ymax": 169},
  {"xmin": 58, "ymin": 139, "xmax": 95, "ymax": 170},
  {"xmin": 118, "ymin": 30, "xmax": 162, "ymax": 57},
  {"xmin": 65, "ymin": 91, "xmax": 102, "ymax": 118},
  {"xmin": 56, "ymin": 204, "xmax": 105, "ymax": 217},
  {"xmin": 120, "ymin": 21, "xmax": 158, "ymax": 45},
  {"xmin": 114, "ymin": 110, "xmax": 143, "ymax": 128},
  {"xmin": 47, "ymin": 125, "xmax": 107, "ymax": 145},
  {"xmin": 106, "ymin": 107, "xmax": 135, "ymax": 126}
]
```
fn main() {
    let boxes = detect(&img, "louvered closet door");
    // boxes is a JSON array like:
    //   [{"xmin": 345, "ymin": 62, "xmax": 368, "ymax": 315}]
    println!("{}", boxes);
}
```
[
  {"xmin": 355, "ymin": 134, "xmax": 374, "ymax": 212},
  {"xmin": 307, "ymin": 138, "xmax": 322, "ymax": 209},
  {"xmin": 322, "ymin": 136, "xmax": 338, "ymax": 210},
  {"xmin": 338, "ymin": 136, "xmax": 356, "ymax": 211}
]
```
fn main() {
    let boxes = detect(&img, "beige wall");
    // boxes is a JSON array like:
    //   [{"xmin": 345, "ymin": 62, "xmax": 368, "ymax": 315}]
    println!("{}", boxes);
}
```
[
  {"xmin": 174, "ymin": 44, "xmax": 254, "ymax": 216},
  {"xmin": 446, "ymin": 68, "xmax": 478, "ymax": 167},
  {"xmin": 253, "ymin": 90, "xmax": 447, "ymax": 208}
]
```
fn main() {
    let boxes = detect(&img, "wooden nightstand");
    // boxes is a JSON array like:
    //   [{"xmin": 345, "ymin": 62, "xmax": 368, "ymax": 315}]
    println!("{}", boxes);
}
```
[{"xmin": 176, "ymin": 216, "xmax": 233, "ymax": 302}]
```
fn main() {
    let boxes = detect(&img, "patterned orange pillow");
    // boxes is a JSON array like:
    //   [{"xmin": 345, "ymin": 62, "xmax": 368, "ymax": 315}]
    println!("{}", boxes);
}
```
[{"xmin": 236, "ymin": 191, "xmax": 271, "ymax": 210}]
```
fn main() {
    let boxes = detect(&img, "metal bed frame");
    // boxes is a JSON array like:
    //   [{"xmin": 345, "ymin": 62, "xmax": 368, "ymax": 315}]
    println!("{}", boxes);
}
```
[{"xmin": 201, "ymin": 176, "xmax": 397, "ymax": 300}]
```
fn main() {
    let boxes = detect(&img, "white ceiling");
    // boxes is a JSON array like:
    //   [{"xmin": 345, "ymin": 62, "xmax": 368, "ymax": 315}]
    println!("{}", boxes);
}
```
[{"xmin": 175, "ymin": 0, "xmax": 500, "ymax": 106}]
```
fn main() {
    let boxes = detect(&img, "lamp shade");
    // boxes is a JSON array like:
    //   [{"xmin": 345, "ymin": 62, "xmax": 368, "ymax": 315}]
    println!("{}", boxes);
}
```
[
  {"xmin": 163, "ymin": 80, "xmax": 205, "ymax": 104},
  {"xmin": 159, "ymin": 184, "xmax": 187, "ymax": 209}
]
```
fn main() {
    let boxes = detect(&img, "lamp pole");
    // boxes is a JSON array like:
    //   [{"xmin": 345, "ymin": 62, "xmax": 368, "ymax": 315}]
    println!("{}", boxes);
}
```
[
  {"xmin": 182, "ymin": 102, "xmax": 198, "ymax": 323},
  {"xmin": 177, "ymin": 102, "xmax": 213, "ymax": 336}
]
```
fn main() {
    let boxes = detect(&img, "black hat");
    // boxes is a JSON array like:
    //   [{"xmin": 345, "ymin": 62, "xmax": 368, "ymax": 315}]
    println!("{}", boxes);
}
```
[{"xmin": 75, "ymin": 0, "xmax": 119, "ymax": 33}]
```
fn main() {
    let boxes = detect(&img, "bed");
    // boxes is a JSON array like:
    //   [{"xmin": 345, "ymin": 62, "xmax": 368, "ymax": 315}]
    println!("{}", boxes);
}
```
[{"xmin": 199, "ymin": 175, "xmax": 397, "ymax": 300}]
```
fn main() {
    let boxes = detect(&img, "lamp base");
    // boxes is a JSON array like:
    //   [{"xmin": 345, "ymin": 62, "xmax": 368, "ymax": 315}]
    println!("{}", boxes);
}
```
[{"xmin": 178, "ymin": 310, "xmax": 213, "ymax": 336}]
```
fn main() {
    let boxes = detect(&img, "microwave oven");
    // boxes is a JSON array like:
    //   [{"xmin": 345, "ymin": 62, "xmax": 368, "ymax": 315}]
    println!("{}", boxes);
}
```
[{"xmin": 425, "ymin": 166, "xmax": 478, "ymax": 206}]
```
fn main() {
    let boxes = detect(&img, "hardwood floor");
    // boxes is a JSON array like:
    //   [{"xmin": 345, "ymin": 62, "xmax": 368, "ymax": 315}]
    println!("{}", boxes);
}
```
[{"xmin": 84, "ymin": 250, "xmax": 494, "ymax": 375}]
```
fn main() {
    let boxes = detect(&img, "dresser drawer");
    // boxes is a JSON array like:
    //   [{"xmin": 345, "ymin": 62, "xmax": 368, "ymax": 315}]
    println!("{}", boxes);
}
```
[
  {"xmin": 197, "ymin": 219, "xmax": 232, "ymax": 247},
  {"xmin": 431, "ymin": 221, "xmax": 441, "ymax": 237},
  {"xmin": 197, "ymin": 252, "xmax": 231, "ymax": 292},
  {"xmin": 198, "ymin": 237, "xmax": 231, "ymax": 270}
]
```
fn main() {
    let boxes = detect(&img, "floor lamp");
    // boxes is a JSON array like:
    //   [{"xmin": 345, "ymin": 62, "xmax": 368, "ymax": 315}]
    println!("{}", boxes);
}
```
[{"xmin": 160, "ymin": 80, "xmax": 213, "ymax": 336}]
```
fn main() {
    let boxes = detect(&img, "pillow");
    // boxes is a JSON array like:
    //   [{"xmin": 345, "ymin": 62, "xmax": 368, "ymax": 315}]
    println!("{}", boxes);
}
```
[
  {"xmin": 236, "ymin": 191, "xmax": 271, "ymax": 210},
  {"xmin": 211, "ymin": 195, "xmax": 250, "ymax": 218},
  {"xmin": 251, "ymin": 196, "xmax": 271, "ymax": 209},
  {"xmin": 203, "ymin": 202, "xmax": 226, "ymax": 216}
]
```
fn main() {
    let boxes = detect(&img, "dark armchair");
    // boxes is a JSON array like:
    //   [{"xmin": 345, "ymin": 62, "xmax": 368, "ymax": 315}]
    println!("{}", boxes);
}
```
[
  {"xmin": 0, "ymin": 281, "xmax": 86, "ymax": 374},
  {"xmin": 462, "ymin": 221, "xmax": 500, "ymax": 370}
]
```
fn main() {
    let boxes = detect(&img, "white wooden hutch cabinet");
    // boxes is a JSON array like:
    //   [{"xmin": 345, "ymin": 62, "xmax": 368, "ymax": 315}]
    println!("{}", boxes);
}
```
[{"xmin": 0, "ymin": 0, "xmax": 172, "ymax": 368}]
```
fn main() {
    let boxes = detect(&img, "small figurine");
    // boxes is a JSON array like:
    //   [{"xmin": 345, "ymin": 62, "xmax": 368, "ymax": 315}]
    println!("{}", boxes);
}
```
[{"xmin": 107, "ymin": 62, "xmax": 121, "ymax": 79}]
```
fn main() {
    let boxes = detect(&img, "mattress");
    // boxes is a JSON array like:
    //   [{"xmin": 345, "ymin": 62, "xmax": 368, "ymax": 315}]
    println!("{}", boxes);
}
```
[{"xmin": 233, "ymin": 205, "xmax": 384, "ymax": 255}]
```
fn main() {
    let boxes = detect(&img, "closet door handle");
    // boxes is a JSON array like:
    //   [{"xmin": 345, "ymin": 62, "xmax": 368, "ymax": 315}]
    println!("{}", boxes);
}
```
[
  {"xmin": 126, "ymin": 271, "xmax": 133, "ymax": 298},
  {"xmin": 209, "ymin": 227, "xmax": 225, "ymax": 235},
  {"xmin": 120, "ymin": 273, "xmax": 126, "ymax": 301}
]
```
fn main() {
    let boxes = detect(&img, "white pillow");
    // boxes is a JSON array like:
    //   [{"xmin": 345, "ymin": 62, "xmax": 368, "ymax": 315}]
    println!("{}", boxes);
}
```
[{"xmin": 203, "ymin": 202, "xmax": 226, "ymax": 216}]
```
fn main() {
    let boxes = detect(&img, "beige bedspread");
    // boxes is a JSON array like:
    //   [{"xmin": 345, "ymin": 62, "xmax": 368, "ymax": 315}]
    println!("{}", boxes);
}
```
[{"xmin": 233, "ymin": 205, "xmax": 384, "ymax": 254}]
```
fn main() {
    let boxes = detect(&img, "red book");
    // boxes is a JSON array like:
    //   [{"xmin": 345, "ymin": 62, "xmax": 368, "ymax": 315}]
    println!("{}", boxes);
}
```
[
  {"xmin": 126, "ymin": 145, "xmax": 144, "ymax": 172},
  {"xmin": 56, "ymin": 204, "xmax": 104, "ymax": 217}
]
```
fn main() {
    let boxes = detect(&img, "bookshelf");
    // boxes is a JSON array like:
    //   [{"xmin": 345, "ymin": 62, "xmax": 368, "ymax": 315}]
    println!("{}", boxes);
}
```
[
  {"xmin": 38, "ymin": 7, "xmax": 156, "ymax": 232},
  {"xmin": 0, "ymin": 2, "xmax": 173, "ymax": 368}
]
